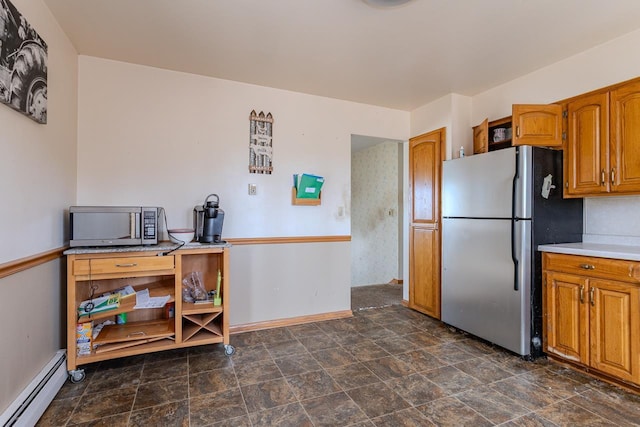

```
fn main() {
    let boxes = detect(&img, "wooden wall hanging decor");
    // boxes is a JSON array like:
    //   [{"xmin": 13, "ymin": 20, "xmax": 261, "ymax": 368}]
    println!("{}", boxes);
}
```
[{"xmin": 249, "ymin": 110, "xmax": 273, "ymax": 174}]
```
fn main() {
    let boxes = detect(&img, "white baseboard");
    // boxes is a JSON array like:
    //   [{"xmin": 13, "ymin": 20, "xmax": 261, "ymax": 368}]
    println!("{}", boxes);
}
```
[{"xmin": 1, "ymin": 350, "xmax": 67, "ymax": 427}]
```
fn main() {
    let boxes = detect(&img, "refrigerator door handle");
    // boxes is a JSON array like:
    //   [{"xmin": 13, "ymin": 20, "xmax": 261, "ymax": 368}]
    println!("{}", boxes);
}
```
[{"xmin": 511, "ymin": 147, "xmax": 520, "ymax": 292}]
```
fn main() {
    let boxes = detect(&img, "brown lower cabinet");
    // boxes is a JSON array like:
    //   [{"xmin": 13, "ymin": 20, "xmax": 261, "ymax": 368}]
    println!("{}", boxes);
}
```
[
  {"xmin": 65, "ymin": 244, "xmax": 232, "ymax": 382},
  {"xmin": 543, "ymin": 252, "xmax": 640, "ymax": 386}
]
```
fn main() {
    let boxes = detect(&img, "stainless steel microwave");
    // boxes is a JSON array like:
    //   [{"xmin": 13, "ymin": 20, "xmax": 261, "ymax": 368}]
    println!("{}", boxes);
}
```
[{"xmin": 69, "ymin": 206, "xmax": 159, "ymax": 247}]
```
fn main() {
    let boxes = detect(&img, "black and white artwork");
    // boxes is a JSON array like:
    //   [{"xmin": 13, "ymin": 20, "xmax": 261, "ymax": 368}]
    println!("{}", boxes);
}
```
[
  {"xmin": 249, "ymin": 110, "xmax": 273, "ymax": 174},
  {"xmin": 0, "ymin": 0, "xmax": 47, "ymax": 123}
]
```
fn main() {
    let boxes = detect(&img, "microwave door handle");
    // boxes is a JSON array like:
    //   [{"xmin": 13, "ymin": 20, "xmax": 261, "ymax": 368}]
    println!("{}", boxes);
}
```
[{"xmin": 130, "ymin": 213, "xmax": 136, "ymax": 239}]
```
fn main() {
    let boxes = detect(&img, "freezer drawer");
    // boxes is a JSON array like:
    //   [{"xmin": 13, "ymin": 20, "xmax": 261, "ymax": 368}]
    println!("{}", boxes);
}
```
[{"xmin": 441, "ymin": 217, "xmax": 531, "ymax": 355}]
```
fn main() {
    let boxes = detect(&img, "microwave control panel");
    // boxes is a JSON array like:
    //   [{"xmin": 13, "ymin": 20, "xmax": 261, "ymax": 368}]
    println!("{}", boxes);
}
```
[{"xmin": 143, "ymin": 210, "xmax": 156, "ymax": 239}]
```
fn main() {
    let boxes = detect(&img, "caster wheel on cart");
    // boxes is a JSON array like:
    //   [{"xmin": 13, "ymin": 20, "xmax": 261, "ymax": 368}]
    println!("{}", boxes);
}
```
[
  {"xmin": 224, "ymin": 345, "xmax": 236, "ymax": 356},
  {"xmin": 69, "ymin": 369, "xmax": 86, "ymax": 384}
]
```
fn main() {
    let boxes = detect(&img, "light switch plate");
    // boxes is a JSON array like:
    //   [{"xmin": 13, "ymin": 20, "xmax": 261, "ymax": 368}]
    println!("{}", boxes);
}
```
[{"xmin": 248, "ymin": 184, "xmax": 257, "ymax": 195}]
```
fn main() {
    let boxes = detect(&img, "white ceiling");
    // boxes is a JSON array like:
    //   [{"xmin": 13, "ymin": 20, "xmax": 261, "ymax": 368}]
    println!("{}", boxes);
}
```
[{"xmin": 43, "ymin": 0, "xmax": 640, "ymax": 111}]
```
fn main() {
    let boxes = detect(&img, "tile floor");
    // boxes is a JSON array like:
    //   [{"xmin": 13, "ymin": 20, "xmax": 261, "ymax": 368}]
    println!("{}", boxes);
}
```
[
  {"xmin": 350, "ymin": 283, "xmax": 403, "ymax": 312},
  {"xmin": 39, "ymin": 305, "xmax": 640, "ymax": 426}
]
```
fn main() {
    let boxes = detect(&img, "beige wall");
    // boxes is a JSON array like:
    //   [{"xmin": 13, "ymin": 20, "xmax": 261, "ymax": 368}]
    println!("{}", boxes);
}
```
[
  {"xmin": 76, "ymin": 56, "xmax": 409, "ymax": 236},
  {"xmin": 230, "ymin": 242, "xmax": 351, "ymax": 324},
  {"xmin": 0, "ymin": 0, "xmax": 77, "ymax": 263},
  {"xmin": 410, "ymin": 93, "xmax": 472, "ymax": 160},
  {"xmin": 471, "ymin": 28, "xmax": 640, "ymax": 124},
  {"xmin": 76, "ymin": 56, "xmax": 409, "ymax": 324},
  {"xmin": 0, "ymin": 261, "xmax": 65, "ymax": 412},
  {"xmin": 0, "ymin": 0, "xmax": 77, "ymax": 413}
]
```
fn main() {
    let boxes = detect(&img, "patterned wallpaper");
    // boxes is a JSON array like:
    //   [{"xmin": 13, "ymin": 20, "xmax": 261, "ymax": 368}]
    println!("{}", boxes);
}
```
[{"xmin": 351, "ymin": 141, "xmax": 401, "ymax": 286}]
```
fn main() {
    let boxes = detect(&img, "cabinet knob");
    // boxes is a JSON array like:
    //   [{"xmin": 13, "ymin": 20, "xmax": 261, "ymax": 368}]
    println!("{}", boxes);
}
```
[
  {"xmin": 601, "ymin": 169, "xmax": 606, "ymax": 186},
  {"xmin": 115, "ymin": 263, "xmax": 138, "ymax": 268},
  {"xmin": 579, "ymin": 285, "xmax": 585, "ymax": 304},
  {"xmin": 580, "ymin": 264, "xmax": 595, "ymax": 270},
  {"xmin": 610, "ymin": 168, "xmax": 616, "ymax": 185},
  {"xmin": 589, "ymin": 287, "xmax": 595, "ymax": 306}
]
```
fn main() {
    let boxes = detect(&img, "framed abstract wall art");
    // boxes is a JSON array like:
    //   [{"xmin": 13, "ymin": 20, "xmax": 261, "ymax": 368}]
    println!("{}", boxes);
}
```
[{"xmin": 0, "ymin": 0, "xmax": 47, "ymax": 123}]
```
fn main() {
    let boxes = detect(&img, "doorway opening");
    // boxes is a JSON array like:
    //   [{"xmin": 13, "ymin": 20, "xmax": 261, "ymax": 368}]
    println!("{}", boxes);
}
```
[{"xmin": 350, "ymin": 134, "xmax": 405, "ymax": 310}]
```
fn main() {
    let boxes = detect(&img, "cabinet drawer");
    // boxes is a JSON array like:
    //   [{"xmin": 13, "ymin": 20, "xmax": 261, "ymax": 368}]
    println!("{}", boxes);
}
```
[
  {"xmin": 543, "ymin": 253, "xmax": 640, "ymax": 283},
  {"xmin": 73, "ymin": 255, "xmax": 175, "ymax": 278}
]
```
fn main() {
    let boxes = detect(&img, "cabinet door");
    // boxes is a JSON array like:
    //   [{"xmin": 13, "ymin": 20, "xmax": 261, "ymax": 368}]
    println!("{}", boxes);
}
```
[
  {"xmin": 410, "ymin": 227, "xmax": 440, "ymax": 318},
  {"xmin": 544, "ymin": 272, "xmax": 589, "ymax": 364},
  {"xmin": 473, "ymin": 119, "xmax": 488, "ymax": 154},
  {"xmin": 610, "ymin": 80, "xmax": 640, "ymax": 194},
  {"xmin": 409, "ymin": 129, "xmax": 443, "ymax": 319},
  {"xmin": 564, "ymin": 92, "xmax": 609, "ymax": 197},
  {"xmin": 512, "ymin": 104, "xmax": 562, "ymax": 147},
  {"xmin": 589, "ymin": 279, "xmax": 640, "ymax": 383}
]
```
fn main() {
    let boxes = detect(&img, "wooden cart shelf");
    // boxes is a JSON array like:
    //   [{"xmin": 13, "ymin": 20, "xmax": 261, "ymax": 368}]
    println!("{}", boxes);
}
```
[
  {"xmin": 76, "ymin": 279, "xmax": 175, "ymax": 323},
  {"xmin": 76, "ymin": 339, "xmax": 177, "ymax": 363},
  {"xmin": 93, "ymin": 319, "xmax": 175, "ymax": 346}
]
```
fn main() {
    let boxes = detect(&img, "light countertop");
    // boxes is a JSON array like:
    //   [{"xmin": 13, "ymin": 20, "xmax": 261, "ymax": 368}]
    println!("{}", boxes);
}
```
[
  {"xmin": 538, "ymin": 242, "xmax": 640, "ymax": 261},
  {"xmin": 64, "ymin": 241, "xmax": 231, "ymax": 255}
]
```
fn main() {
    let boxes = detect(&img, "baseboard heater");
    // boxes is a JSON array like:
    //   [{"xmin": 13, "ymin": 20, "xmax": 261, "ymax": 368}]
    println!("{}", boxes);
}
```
[{"xmin": 1, "ymin": 350, "xmax": 67, "ymax": 427}]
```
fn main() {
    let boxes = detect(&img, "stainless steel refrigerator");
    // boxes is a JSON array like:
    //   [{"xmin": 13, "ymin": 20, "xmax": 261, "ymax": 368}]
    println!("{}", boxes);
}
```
[{"xmin": 441, "ymin": 146, "xmax": 583, "ymax": 358}]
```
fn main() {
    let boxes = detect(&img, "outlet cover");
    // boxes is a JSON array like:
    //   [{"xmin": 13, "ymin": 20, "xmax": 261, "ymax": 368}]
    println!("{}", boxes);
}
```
[{"xmin": 248, "ymin": 184, "xmax": 257, "ymax": 195}]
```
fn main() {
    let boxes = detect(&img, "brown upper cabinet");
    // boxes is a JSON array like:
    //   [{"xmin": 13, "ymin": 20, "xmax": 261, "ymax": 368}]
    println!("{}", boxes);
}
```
[
  {"xmin": 564, "ymin": 79, "xmax": 640, "ymax": 197},
  {"xmin": 473, "ymin": 105, "xmax": 562, "ymax": 155},
  {"xmin": 512, "ymin": 104, "xmax": 562, "ymax": 147}
]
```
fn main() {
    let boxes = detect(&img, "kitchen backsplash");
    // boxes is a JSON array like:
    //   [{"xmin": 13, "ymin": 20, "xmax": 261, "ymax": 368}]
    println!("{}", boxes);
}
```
[{"xmin": 583, "ymin": 196, "xmax": 640, "ymax": 246}]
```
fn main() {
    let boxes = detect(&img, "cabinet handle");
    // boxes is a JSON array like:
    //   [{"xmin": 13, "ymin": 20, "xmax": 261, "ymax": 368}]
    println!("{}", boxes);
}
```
[
  {"xmin": 515, "ymin": 126, "xmax": 520, "ymax": 138},
  {"xmin": 579, "ymin": 285, "xmax": 584, "ymax": 304},
  {"xmin": 610, "ymin": 168, "xmax": 616, "ymax": 184},
  {"xmin": 589, "ymin": 287, "xmax": 595, "ymax": 306},
  {"xmin": 601, "ymin": 169, "xmax": 606, "ymax": 186},
  {"xmin": 579, "ymin": 264, "xmax": 595, "ymax": 270},
  {"xmin": 115, "ymin": 263, "xmax": 138, "ymax": 268}
]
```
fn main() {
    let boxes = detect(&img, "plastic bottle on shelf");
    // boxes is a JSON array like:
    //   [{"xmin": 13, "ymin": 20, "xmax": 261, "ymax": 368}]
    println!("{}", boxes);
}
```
[{"xmin": 459, "ymin": 146, "xmax": 465, "ymax": 158}]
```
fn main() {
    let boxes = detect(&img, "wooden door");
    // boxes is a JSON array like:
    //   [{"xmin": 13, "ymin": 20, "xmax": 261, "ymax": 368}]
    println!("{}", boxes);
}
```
[
  {"xmin": 589, "ymin": 279, "xmax": 640, "ymax": 383},
  {"xmin": 610, "ymin": 80, "xmax": 640, "ymax": 194},
  {"xmin": 544, "ymin": 272, "xmax": 589, "ymax": 364},
  {"xmin": 409, "ymin": 128, "xmax": 444, "ymax": 319},
  {"xmin": 512, "ymin": 104, "xmax": 562, "ymax": 147},
  {"xmin": 564, "ymin": 92, "xmax": 610, "ymax": 197},
  {"xmin": 473, "ymin": 119, "xmax": 488, "ymax": 154}
]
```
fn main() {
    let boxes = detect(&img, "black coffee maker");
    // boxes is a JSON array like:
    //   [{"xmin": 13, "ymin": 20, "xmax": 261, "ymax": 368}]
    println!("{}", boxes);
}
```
[{"xmin": 194, "ymin": 194, "xmax": 225, "ymax": 243}]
